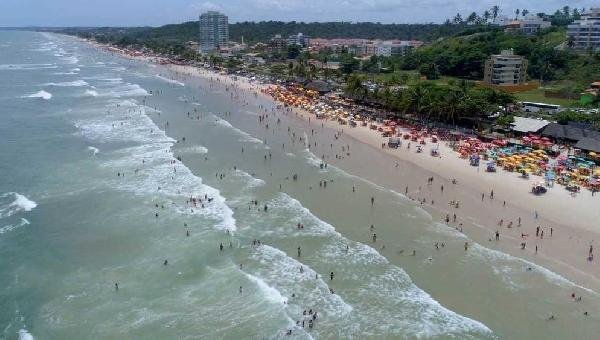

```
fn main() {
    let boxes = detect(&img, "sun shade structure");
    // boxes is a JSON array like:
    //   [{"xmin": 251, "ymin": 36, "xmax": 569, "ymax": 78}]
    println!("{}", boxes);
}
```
[
  {"xmin": 575, "ymin": 138, "xmax": 600, "ymax": 153},
  {"xmin": 541, "ymin": 123, "xmax": 600, "ymax": 142},
  {"xmin": 510, "ymin": 117, "xmax": 549, "ymax": 133}
]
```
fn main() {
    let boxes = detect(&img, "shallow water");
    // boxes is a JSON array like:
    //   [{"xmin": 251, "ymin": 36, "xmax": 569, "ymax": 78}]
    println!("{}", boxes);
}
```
[{"xmin": 1, "ymin": 31, "xmax": 599, "ymax": 339}]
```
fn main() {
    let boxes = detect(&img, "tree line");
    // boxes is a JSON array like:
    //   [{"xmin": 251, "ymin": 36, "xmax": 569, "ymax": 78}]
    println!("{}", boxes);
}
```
[{"xmin": 344, "ymin": 74, "xmax": 516, "ymax": 127}]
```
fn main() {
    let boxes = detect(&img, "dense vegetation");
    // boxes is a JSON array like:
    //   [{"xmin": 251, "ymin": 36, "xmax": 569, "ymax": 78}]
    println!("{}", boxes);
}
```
[
  {"xmin": 389, "ymin": 26, "xmax": 600, "ymax": 87},
  {"xmin": 59, "ymin": 21, "xmax": 477, "ymax": 46},
  {"xmin": 230, "ymin": 21, "xmax": 473, "ymax": 43},
  {"xmin": 344, "ymin": 74, "xmax": 516, "ymax": 126}
]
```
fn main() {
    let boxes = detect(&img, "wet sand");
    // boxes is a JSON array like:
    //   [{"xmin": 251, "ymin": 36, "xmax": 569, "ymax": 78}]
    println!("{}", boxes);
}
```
[{"xmin": 166, "ymin": 63, "xmax": 600, "ymax": 294}]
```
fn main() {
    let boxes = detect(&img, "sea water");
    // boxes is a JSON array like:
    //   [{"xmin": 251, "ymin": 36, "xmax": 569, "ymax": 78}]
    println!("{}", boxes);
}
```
[{"xmin": 1, "ymin": 31, "xmax": 600, "ymax": 339}]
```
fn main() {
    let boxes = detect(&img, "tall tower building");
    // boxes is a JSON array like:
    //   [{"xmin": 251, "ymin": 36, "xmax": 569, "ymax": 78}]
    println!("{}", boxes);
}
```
[{"xmin": 199, "ymin": 11, "xmax": 229, "ymax": 54}]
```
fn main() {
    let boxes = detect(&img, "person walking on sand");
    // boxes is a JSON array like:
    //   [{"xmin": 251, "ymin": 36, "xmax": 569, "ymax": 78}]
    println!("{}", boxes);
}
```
[
  {"xmin": 297, "ymin": 246, "xmax": 301, "ymax": 257},
  {"xmin": 371, "ymin": 196, "xmax": 375, "ymax": 206},
  {"xmin": 330, "ymin": 271, "xmax": 335, "ymax": 281}
]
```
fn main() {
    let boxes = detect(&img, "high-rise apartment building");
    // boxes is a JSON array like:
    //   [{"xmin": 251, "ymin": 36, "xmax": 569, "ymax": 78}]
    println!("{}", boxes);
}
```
[
  {"xmin": 199, "ymin": 11, "xmax": 229, "ymax": 53},
  {"xmin": 567, "ymin": 8, "xmax": 600, "ymax": 51}
]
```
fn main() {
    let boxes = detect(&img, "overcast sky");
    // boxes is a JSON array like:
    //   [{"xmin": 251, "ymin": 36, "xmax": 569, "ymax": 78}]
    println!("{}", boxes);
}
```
[{"xmin": 0, "ymin": 0, "xmax": 597, "ymax": 27}]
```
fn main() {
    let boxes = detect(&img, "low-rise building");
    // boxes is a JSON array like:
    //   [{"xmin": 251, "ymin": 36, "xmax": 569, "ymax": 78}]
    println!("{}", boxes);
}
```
[
  {"xmin": 493, "ymin": 15, "xmax": 551, "ymax": 35},
  {"xmin": 483, "ymin": 49, "xmax": 528, "ymax": 86},
  {"xmin": 308, "ymin": 38, "xmax": 422, "ymax": 57},
  {"xmin": 373, "ymin": 41, "xmax": 417, "ymax": 57},
  {"xmin": 268, "ymin": 34, "xmax": 287, "ymax": 53},
  {"xmin": 567, "ymin": 7, "xmax": 600, "ymax": 51}
]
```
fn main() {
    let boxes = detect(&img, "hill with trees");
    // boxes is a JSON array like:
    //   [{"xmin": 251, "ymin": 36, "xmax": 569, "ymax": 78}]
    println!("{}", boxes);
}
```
[{"xmin": 59, "ymin": 20, "xmax": 476, "ymax": 45}]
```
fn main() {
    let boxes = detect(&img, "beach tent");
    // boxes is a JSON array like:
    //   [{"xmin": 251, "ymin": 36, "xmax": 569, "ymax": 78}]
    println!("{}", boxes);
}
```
[
  {"xmin": 575, "ymin": 138, "xmax": 600, "ymax": 153},
  {"xmin": 511, "ymin": 117, "xmax": 550, "ymax": 134},
  {"xmin": 541, "ymin": 123, "xmax": 600, "ymax": 143},
  {"xmin": 305, "ymin": 80, "xmax": 332, "ymax": 94}
]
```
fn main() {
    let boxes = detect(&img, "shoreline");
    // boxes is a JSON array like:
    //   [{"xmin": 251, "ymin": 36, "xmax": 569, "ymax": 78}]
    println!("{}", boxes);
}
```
[
  {"xmin": 83, "ymin": 37, "xmax": 600, "ymax": 292},
  {"xmin": 167, "ymin": 62, "xmax": 600, "ymax": 292}
]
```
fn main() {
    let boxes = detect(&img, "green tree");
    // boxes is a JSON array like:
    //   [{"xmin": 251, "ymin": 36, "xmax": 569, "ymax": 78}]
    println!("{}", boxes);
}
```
[
  {"xmin": 491, "ymin": 5, "xmax": 500, "ymax": 21},
  {"xmin": 419, "ymin": 63, "xmax": 440, "ymax": 80}
]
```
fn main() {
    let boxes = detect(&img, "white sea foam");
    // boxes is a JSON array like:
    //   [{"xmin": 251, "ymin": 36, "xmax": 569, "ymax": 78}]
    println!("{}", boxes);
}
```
[
  {"xmin": 0, "ymin": 63, "xmax": 57, "ymax": 71},
  {"xmin": 44, "ymin": 80, "xmax": 88, "ymax": 87},
  {"xmin": 18, "ymin": 329, "xmax": 35, "ymax": 340},
  {"xmin": 252, "ymin": 191, "xmax": 490, "ymax": 337},
  {"xmin": 0, "ymin": 218, "xmax": 30, "ymax": 234},
  {"xmin": 103, "ymin": 83, "xmax": 150, "ymax": 98},
  {"xmin": 177, "ymin": 145, "xmax": 208, "ymax": 154},
  {"xmin": 357, "ymin": 267, "xmax": 492, "ymax": 337},
  {"xmin": 0, "ymin": 192, "xmax": 37, "ymax": 218},
  {"xmin": 250, "ymin": 244, "xmax": 353, "ymax": 316},
  {"xmin": 23, "ymin": 90, "xmax": 52, "ymax": 100},
  {"xmin": 156, "ymin": 74, "xmax": 185, "ymax": 86},
  {"xmin": 429, "ymin": 221, "xmax": 598, "ymax": 295},
  {"xmin": 109, "ymin": 99, "xmax": 138, "ymax": 108},
  {"xmin": 87, "ymin": 146, "xmax": 99, "ymax": 155},
  {"xmin": 79, "ymin": 83, "xmax": 149, "ymax": 98},
  {"xmin": 266, "ymin": 192, "xmax": 339, "ymax": 236},
  {"xmin": 470, "ymin": 243, "xmax": 597, "ymax": 295},
  {"xmin": 243, "ymin": 271, "xmax": 287, "ymax": 304},
  {"xmin": 62, "ymin": 55, "xmax": 79, "ymax": 64},
  {"xmin": 75, "ymin": 103, "xmax": 236, "ymax": 231},
  {"xmin": 84, "ymin": 90, "xmax": 98, "ymax": 97},
  {"xmin": 232, "ymin": 170, "xmax": 265, "ymax": 188},
  {"xmin": 213, "ymin": 117, "xmax": 263, "ymax": 144}
]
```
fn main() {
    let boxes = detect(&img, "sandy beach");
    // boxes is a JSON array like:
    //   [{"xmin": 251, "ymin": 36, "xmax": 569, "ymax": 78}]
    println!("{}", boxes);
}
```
[{"xmin": 160, "ymin": 61, "xmax": 600, "ymax": 292}]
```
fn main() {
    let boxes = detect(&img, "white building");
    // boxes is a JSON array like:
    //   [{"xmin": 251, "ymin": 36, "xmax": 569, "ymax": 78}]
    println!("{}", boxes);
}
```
[
  {"xmin": 484, "ymin": 49, "xmax": 528, "ymax": 86},
  {"xmin": 374, "ymin": 41, "xmax": 414, "ymax": 57},
  {"xmin": 567, "ymin": 7, "xmax": 600, "ymax": 51},
  {"xmin": 493, "ymin": 14, "xmax": 551, "ymax": 35},
  {"xmin": 287, "ymin": 33, "xmax": 310, "ymax": 48},
  {"xmin": 199, "ymin": 11, "xmax": 229, "ymax": 54},
  {"xmin": 520, "ymin": 15, "xmax": 552, "ymax": 35}
]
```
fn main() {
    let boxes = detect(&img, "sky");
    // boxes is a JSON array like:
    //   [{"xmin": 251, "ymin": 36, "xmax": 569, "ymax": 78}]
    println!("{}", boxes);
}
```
[{"xmin": 0, "ymin": 0, "xmax": 597, "ymax": 27}]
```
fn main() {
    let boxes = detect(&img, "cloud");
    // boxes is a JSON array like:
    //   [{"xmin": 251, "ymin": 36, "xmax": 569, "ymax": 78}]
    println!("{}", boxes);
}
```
[{"xmin": 190, "ymin": 1, "xmax": 223, "ymax": 12}]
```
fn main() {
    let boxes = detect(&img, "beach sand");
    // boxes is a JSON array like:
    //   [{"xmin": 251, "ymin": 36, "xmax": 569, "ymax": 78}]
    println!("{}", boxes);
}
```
[
  {"xmin": 163, "ymin": 62, "xmax": 600, "ymax": 293},
  {"xmin": 86, "ymin": 38, "xmax": 600, "ymax": 293}
]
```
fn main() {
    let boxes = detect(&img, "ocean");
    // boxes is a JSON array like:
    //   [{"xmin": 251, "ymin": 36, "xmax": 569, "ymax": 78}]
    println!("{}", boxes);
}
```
[{"xmin": 1, "ymin": 31, "xmax": 599, "ymax": 339}]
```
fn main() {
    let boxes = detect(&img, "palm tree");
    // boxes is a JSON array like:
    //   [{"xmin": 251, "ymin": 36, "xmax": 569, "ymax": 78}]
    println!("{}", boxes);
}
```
[
  {"xmin": 445, "ymin": 88, "xmax": 463, "ymax": 125},
  {"xmin": 522, "ymin": 9, "xmax": 529, "ymax": 17},
  {"xmin": 515, "ymin": 9, "xmax": 520, "ymax": 19},
  {"xmin": 491, "ymin": 5, "xmax": 500, "ymax": 22},
  {"xmin": 404, "ymin": 85, "xmax": 430, "ymax": 116},
  {"xmin": 466, "ymin": 12, "xmax": 478, "ymax": 24},
  {"xmin": 453, "ymin": 13, "xmax": 463, "ymax": 24},
  {"xmin": 483, "ymin": 10, "xmax": 491, "ymax": 23}
]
